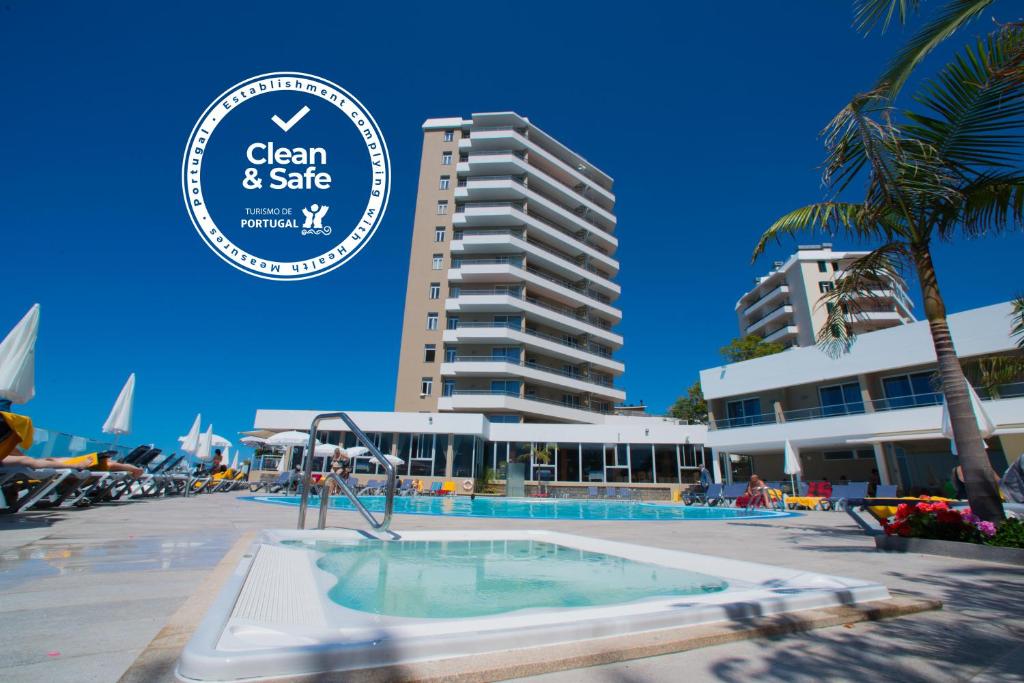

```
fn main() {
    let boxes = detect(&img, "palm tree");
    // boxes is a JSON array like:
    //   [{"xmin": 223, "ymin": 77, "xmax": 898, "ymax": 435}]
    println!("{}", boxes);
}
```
[
  {"xmin": 1012, "ymin": 295, "xmax": 1024, "ymax": 347},
  {"xmin": 753, "ymin": 27, "xmax": 1024, "ymax": 522}
]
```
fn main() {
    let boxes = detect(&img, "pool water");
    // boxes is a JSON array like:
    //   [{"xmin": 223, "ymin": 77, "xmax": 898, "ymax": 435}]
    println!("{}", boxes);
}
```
[
  {"xmin": 247, "ymin": 495, "xmax": 791, "ymax": 521},
  {"xmin": 285, "ymin": 539, "xmax": 730, "ymax": 618}
]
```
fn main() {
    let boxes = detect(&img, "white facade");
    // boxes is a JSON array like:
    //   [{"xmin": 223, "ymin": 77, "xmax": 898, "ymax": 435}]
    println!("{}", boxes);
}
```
[
  {"xmin": 702, "ymin": 301, "xmax": 1024, "ymax": 491},
  {"xmin": 253, "ymin": 409, "xmax": 708, "ymax": 491},
  {"xmin": 736, "ymin": 244, "xmax": 915, "ymax": 348}
]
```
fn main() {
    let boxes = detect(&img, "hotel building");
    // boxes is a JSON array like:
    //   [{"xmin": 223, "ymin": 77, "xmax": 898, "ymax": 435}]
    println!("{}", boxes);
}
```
[
  {"xmin": 393, "ymin": 112, "xmax": 624, "ymax": 424},
  {"xmin": 702, "ymin": 301, "xmax": 1024, "ymax": 492},
  {"xmin": 736, "ymin": 244, "xmax": 915, "ymax": 349}
]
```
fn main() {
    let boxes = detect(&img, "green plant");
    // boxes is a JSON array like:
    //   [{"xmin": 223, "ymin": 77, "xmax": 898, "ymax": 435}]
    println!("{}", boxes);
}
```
[
  {"xmin": 1012, "ymin": 295, "xmax": 1024, "ymax": 348},
  {"xmin": 719, "ymin": 335, "xmax": 785, "ymax": 364},
  {"xmin": 531, "ymin": 444, "xmax": 554, "ymax": 465},
  {"xmin": 668, "ymin": 381, "xmax": 708, "ymax": 424},
  {"xmin": 987, "ymin": 517, "xmax": 1024, "ymax": 549},
  {"xmin": 474, "ymin": 466, "xmax": 495, "ymax": 494}
]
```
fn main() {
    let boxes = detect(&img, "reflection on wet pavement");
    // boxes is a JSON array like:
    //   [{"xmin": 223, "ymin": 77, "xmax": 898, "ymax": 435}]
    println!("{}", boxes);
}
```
[{"xmin": 0, "ymin": 530, "xmax": 239, "ymax": 590}]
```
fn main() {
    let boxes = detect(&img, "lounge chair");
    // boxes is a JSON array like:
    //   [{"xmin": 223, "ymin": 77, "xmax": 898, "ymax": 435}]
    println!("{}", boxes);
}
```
[
  {"xmin": 604, "ymin": 486, "xmax": 617, "ymax": 499},
  {"xmin": 721, "ymin": 483, "xmax": 747, "ymax": 506},
  {"xmin": 822, "ymin": 484, "xmax": 850, "ymax": 511},
  {"xmin": 587, "ymin": 486, "xmax": 599, "ymax": 499},
  {"xmin": 441, "ymin": 481, "xmax": 457, "ymax": 496},
  {"xmin": 875, "ymin": 484, "xmax": 897, "ymax": 498},
  {"xmin": 425, "ymin": 482, "xmax": 443, "ymax": 496},
  {"xmin": 701, "ymin": 483, "xmax": 724, "ymax": 506}
]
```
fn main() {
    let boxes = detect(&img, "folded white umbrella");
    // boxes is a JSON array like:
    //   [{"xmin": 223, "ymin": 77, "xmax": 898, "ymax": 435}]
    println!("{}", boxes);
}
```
[
  {"xmin": 230, "ymin": 452, "xmax": 240, "ymax": 470},
  {"xmin": 783, "ymin": 439, "xmax": 801, "ymax": 492},
  {"xmin": 195, "ymin": 425, "xmax": 214, "ymax": 462},
  {"xmin": 221, "ymin": 446, "xmax": 231, "ymax": 465},
  {"xmin": 0, "ymin": 304, "xmax": 40, "ymax": 405},
  {"xmin": 102, "ymin": 373, "xmax": 136, "ymax": 438},
  {"xmin": 181, "ymin": 414, "xmax": 202, "ymax": 454},
  {"xmin": 941, "ymin": 380, "xmax": 994, "ymax": 455}
]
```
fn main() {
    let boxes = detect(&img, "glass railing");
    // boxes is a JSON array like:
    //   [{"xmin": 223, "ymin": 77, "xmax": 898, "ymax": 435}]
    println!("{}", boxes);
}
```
[
  {"xmin": 451, "ymin": 288, "xmax": 614, "ymax": 331},
  {"xmin": 464, "ymin": 174, "xmax": 525, "ymax": 184},
  {"xmin": 745, "ymin": 301, "xmax": 792, "ymax": 328},
  {"xmin": 977, "ymin": 382, "xmax": 1024, "ymax": 400},
  {"xmin": 22, "ymin": 427, "xmax": 156, "ymax": 465},
  {"xmin": 868, "ymin": 392, "xmax": 944, "ymax": 412},
  {"xmin": 524, "ymin": 182, "xmax": 615, "ymax": 235},
  {"xmin": 783, "ymin": 403, "xmax": 866, "ymax": 422},
  {"xmin": 448, "ymin": 356, "xmax": 618, "ymax": 389},
  {"xmin": 714, "ymin": 413, "xmax": 778, "ymax": 430},
  {"xmin": 454, "ymin": 227, "xmax": 614, "ymax": 283},
  {"xmin": 741, "ymin": 284, "xmax": 787, "ymax": 315},
  {"xmin": 447, "ymin": 321, "xmax": 614, "ymax": 359},
  {"xmin": 457, "ymin": 201, "xmax": 612, "ymax": 257},
  {"xmin": 448, "ymin": 389, "xmax": 613, "ymax": 415}
]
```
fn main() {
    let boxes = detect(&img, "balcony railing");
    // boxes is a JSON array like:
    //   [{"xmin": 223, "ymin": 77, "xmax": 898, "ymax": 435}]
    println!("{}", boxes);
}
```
[
  {"xmin": 714, "ymin": 412, "xmax": 778, "ymax": 430},
  {"xmin": 451, "ymin": 260, "xmax": 613, "ymax": 306},
  {"xmin": 448, "ymin": 389, "xmax": 612, "ymax": 415},
  {"xmin": 448, "ymin": 356, "xmax": 617, "ymax": 389},
  {"xmin": 448, "ymin": 321, "xmax": 614, "ymax": 359},
  {"xmin": 453, "ymin": 227, "xmax": 612, "ymax": 279},
  {"xmin": 741, "ymin": 284, "xmax": 787, "ymax": 315},
  {"xmin": 745, "ymin": 301, "xmax": 791, "ymax": 328},
  {"xmin": 869, "ymin": 392, "xmax": 943, "ymax": 412},
  {"xmin": 451, "ymin": 288, "xmax": 614, "ymax": 331},
  {"xmin": 978, "ymin": 382, "xmax": 1024, "ymax": 400},
  {"xmin": 783, "ymin": 403, "xmax": 866, "ymax": 422}
]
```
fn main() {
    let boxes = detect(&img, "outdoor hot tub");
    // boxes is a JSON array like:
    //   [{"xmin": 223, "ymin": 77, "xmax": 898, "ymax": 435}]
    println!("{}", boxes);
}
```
[{"xmin": 176, "ymin": 529, "xmax": 890, "ymax": 681}]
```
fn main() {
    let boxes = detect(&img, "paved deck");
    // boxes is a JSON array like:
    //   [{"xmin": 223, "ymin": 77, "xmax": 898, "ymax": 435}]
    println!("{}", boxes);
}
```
[{"xmin": 0, "ymin": 493, "xmax": 1021, "ymax": 682}]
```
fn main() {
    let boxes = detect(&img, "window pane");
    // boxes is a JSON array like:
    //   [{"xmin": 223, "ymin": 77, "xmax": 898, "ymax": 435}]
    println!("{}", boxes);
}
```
[
  {"xmin": 910, "ymin": 372, "xmax": 934, "ymax": 396},
  {"xmin": 452, "ymin": 435, "xmax": 474, "ymax": 478},
  {"xmin": 582, "ymin": 443, "xmax": 604, "ymax": 481},
  {"xmin": 654, "ymin": 444, "xmax": 678, "ymax": 483},
  {"xmin": 433, "ymin": 434, "xmax": 448, "ymax": 477},
  {"xmin": 629, "ymin": 444, "xmax": 653, "ymax": 483},
  {"xmin": 557, "ymin": 443, "xmax": 580, "ymax": 482}
]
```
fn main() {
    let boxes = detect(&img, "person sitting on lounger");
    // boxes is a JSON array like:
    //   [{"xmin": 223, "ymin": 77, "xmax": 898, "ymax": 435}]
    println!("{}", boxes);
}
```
[
  {"xmin": 4, "ymin": 448, "xmax": 144, "ymax": 477},
  {"xmin": 736, "ymin": 474, "xmax": 771, "ymax": 508}
]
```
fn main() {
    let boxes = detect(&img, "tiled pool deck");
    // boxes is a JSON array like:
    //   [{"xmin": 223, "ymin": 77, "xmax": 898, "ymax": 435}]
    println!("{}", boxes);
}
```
[{"xmin": 0, "ymin": 492, "xmax": 1021, "ymax": 682}]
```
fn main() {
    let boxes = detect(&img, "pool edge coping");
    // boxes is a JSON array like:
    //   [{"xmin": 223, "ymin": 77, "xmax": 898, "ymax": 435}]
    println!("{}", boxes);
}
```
[{"xmin": 118, "ymin": 529, "xmax": 940, "ymax": 683}]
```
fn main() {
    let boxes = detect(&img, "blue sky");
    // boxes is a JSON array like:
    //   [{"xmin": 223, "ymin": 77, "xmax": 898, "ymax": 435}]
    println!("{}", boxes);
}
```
[{"xmin": 2, "ymin": 1, "xmax": 1019, "ymax": 457}]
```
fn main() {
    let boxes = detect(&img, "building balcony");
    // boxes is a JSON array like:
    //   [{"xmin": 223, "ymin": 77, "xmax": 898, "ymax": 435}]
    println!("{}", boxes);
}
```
[
  {"xmin": 762, "ymin": 324, "xmax": 799, "ymax": 344},
  {"xmin": 445, "ymin": 290, "xmax": 623, "ymax": 347},
  {"xmin": 744, "ymin": 304, "xmax": 793, "ymax": 337},
  {"xmin": 440, "ymin": 358, "xmax": 625, "ymax": 402},
  {"xmin": 847, "ymin": 310, "xmax": 910, "ymax": 329},
  {"xmin": 706, "ymin": 389, "xmax": 1024, "ymax": 453},
  {"xmin": 438, "ymin": 390, "xmax": 606, "ymax": 424},
  {"xmin": 457, "ymin": 159, "xmax": 616, "ymax": 228},
  {"xmin": 451, "ymin": 232, "xmax": 620, "ymax": 299},
  {"xmin": 739, "ymin": 284, "xmax": 789, "ymax": 316},
  {"xmin": 442, "ymin": 324, "xmax": 625, "ymax": 374},
  {"xmin": 452, "ymin": 202, "xmax": 619, "ymax": 274},
  {"xmin": 459, "ymin": 127, "xmax": 616, "ymax": 207},
  {"xmin": 448, "ymin": 262, "xmax": 622, "ymax": 321}
]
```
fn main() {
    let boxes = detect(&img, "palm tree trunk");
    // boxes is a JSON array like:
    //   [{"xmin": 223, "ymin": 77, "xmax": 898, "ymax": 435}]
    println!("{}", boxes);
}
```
[{"xmin": 911, "ymin": 243, "xmax": 1005, "ymax": 523}]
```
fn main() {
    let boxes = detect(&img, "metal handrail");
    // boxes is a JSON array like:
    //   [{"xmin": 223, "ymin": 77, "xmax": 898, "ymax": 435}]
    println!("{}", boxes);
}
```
[{"xmin": 297, "ymin": 412, "xmax": 396, "ymax": 531}]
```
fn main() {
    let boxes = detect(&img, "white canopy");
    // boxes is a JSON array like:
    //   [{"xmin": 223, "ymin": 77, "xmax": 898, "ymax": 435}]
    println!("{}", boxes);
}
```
[
  {"xmin": 0, "ymin": 304, "xmax": 40, "ymax": 405},
  {"xmin": 102, "ymin": 373, "xmax": 136, "ymax": 435},
  {"xmin": 181, "ymin": 414, "xmax": 202, "ymax": 454},
  {"xmin": 195, "ymin": 425, "xmax": 214, "ymax": 462},
  {"xmin": 241, "ymin": 436, "xmax": 266, "ymax": 447},
  {"xmin": 266, "ymin": 431, "xmax": 318, "ymax": 447}
]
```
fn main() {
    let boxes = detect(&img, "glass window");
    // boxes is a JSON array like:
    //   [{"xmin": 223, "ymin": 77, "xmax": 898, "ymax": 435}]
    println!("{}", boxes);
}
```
[
  {"xmin": 485, "ymin": 414, "xmax": 519, "ymax": 423},
  {"xmin": 491, "ymin": 346, "xmax": 521, "ymax": 362},
  {"xmin": 420, "ymin": 377, "xmax": 433, "ymax": 395},
  {"xmin": 817, "ymin": 261, "xmax": 828, "ymax": 273},
  {"xmin": 426, "ymin": 313, "xmax": 438, "ymax": 330},
  {"xmin": 442, "ymin": 379, "xmax": 455, "ymax": 397},
  {"xmin": 436, "ymin": 200, "xmax": 448, "ymax": 215},
  {"xmin": 452, "ymin": 434, "xmax": 475, "ymax": 477},
  {"xmin": 446, "ymin": 316, "xmax": 459, "ymax": 330},
  {"xmin": 444, "ymin": 347, "xmax": 456, "ymax": 362},
  {"xmin": 441, "ymin": 151, "xmax": 452, "ymax": 165},
  {"xmin": 432, "ymin": 254, "xmax": 443, "ymax": 270},
  {"xmin": 423, "ymin": 344, "xmax": 436, "ymax": 362},
  {"xmin": 434, "ymin": 227, "xmax": 446, "ymax": 242},
  {"xmin": 832, "ymin": 261, "xmax": 840, "ymax": 271},
  {"xmin": 433, "ymin": 434, "xmax": 448, "ymax": 477},
  {"xmin": 726, "ymin": 397, "xmax": 764, "ymax": 426},
  {"xmin": 818, "ymin": 381, "xmax": 865, "ymax": 416},
  {"xmin": 629, "ymin": 444, "xmax": 654, "ymax": 483},
  {"xmin": 818, "ymin": 281, "xmax": 835, "ymax": 293},
  {"xmin": 438, "ymin": 176, "xmax": 450, "ymax": 190},
  {"xmin": 443, "ymin": 130, "xmax": 454, "ymax": 142},
  {"xmin": 581, "ymin": 443, "xmax": 604, "ymax": 482},
  {"xmin": 557, "ymin": 443, "xmax": 580, "ymax": 482},
  {"xmin": 429, "ymin": 282, "xmax": 440, "ymax": 299},
  {"xmin": 654, "ymin": 444, "xmax": 679, "ymax": 483},
  {"xmin": 882, "ymin": 371, "xmax": 939, "ymax": 408},
  {"xmin": 491, "ymin": 379, "xmax": 520, "ymax": 395}
]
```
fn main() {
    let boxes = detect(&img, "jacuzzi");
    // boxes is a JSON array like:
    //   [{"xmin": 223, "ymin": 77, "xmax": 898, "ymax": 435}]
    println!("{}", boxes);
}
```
[{"xmin": 176, "ymin": 529, "xmax": 890, "ymax": 681}]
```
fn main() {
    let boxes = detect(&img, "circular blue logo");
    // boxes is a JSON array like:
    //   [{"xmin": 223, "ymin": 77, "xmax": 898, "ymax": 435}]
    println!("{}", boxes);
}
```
[{"xmin": 182, "ymin": 72, "xmax": 390, "ymax": 280}]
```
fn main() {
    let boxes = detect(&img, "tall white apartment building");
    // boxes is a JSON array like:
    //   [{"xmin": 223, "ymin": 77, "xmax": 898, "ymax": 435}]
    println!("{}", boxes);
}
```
[
  {"xmin": 394, "ymin": 112, "xmax": 625, "ymax": 424},
  {"xmin": 736, "ymin": 244, "xmax": 916, "ymax": 348}
]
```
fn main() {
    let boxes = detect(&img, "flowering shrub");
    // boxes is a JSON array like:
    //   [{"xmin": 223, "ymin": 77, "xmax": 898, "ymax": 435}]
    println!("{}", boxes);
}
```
[{"xmin": 882, "ymin": 499, "xmax": 997, "ymax": 543}]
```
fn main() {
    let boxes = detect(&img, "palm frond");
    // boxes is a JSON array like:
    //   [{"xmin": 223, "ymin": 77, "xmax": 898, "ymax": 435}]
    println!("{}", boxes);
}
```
[
  {"xmin": 752, "ymin": 202, "xmax": 869, "ymax": 261},
  {"xmin": 854, "ymin": 0, "xmax": 922, "ymax": 35},
  {"xmin": 1012, "ymin": 295, "xmax": 1024, "ymax": 348},
  {"xmin": 952, "ymin": 172, "xmax": 1024, "ymax": 237},
  {"xmin": 905, "ymin": 27, "xmax": 1024, "ymax": 172},
  {"xmin": 875, "ymin": 0, "xmax": 995, "ymax": 98},
  {"xmin": 815, "ymin": 242, "xmax": 911, "ymax": 356}
]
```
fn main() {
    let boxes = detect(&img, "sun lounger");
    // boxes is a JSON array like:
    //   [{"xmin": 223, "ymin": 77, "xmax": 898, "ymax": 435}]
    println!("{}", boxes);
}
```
[
  {"xmin": 875, "ymin": 484, "xmax": 897, "ymax": 498},
  {"xmin": 721, "ymin": 483, "xmax": 747, "ymax": 506},
  {"xmin": 587, "ymin": 486, "xmax": 599, "ymax": 499}
]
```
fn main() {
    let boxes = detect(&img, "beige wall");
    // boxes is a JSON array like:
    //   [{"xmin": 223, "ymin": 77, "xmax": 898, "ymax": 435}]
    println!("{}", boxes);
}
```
[{"xmin": 394, "ymin": 128, "xmax": 461, "ymax": 411}]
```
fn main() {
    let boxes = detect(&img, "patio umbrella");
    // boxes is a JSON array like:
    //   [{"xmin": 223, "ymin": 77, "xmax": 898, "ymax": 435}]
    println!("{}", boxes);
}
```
[
  {"xmin": 101, "ymin": 373, "xmax": 136, "ymax": 445},
  {"xmin": 230, "ymin": 451, "xmax": 240, "ymax": 471},
  {"xmin": 221, "ymin": 446, "xmax": 231, "ymax": 466},
  {"xmin": 240, "ymin": 436, "xmax": 266, "ymax": 447},
  {"xmin": 181, "ymin": 414, "xmax": 202, "ymax": 455},
  {"xmin": 941, "ymin": 380, "xmax": 994, "ymax": 455},
  {"xmin": 266, "ymin": 431, "xmax": 316, "ymax": 447},
  {"xmin": 0, "ymin": 304, "xmax": 40, "ymax": 406},
  {"xmin": 783, "ymin": 440, "xmax": 802, "ymax": 493},
  {"xmin": 195, "ymin": 425, "xmax": 214, "ymax": 462}
]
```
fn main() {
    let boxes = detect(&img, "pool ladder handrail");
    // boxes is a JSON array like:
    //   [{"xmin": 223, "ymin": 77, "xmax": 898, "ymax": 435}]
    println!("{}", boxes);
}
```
[{"xmin": 296, "ymin": 412, "xmax": 396, "ymax": 531}]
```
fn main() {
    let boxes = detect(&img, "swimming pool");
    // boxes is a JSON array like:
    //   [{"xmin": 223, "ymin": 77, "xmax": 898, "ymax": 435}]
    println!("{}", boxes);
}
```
[
  {"xmin": 177, "ymin": 529, "xmax": 890, "ymax": 681},
  {"xmin": 244, "ymin": 495, "xmax": 793, "ymax": 520}
]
